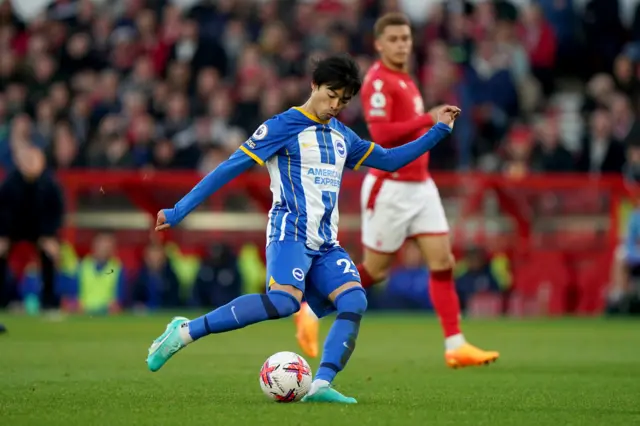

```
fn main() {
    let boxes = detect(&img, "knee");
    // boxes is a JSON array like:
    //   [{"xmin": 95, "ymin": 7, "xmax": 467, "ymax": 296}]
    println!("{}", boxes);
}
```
[
  {"xmin": 270, "ymin": 283, "xmax": 303, "ymax": 302},
  {"xmin": 364, "ymin": 261, "xmax": 390, "ymax": 282},
  {"xmin": 335, "ymin": 287, "xmax": 368, "ymax": 315},
  {"xmin": 428, "ymin": 252, "xmax": 455, "ymax": 272},
  {"xmin": 267, "ymin": 289, "xmax": 301, "ymax": 318}
]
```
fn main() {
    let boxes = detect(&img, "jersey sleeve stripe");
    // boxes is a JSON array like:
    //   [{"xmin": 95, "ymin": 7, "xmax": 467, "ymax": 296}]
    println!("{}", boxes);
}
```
[
  {"xmin": 239, "ymin": 145, "xmax": 265, "ymax": 166},
  {"xmin": 353, "ymin": 142, "xmax": 375, "ymax": 171}
]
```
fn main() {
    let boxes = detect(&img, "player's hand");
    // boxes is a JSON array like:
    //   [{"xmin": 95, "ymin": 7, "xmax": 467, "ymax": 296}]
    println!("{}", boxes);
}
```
[
  {"xmin": 155, "ymin": 210, "xmax": 171, "ymax": 232},
  {"xmin": 435, "ymin": 105, "xmax": 461, "ymax": 128},
  {"xmin": 427, "ymin": 105, "xmax": 447, "ymax": 123}
]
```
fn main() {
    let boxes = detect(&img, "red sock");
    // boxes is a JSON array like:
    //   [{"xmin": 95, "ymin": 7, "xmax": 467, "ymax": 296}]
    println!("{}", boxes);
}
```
[
  {"xmin": 357, "ymin": 263, "xmax": 377, "ymax": 289},
  {"xmin": 429, "ymin": 269, "xmax": 462, "ymax": 337}
]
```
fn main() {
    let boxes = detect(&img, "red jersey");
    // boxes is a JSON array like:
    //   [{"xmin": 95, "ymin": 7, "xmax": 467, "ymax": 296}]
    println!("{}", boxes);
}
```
[{"xmin": 361, "ymin": 60, "xmax": 434, "ymax": 182}]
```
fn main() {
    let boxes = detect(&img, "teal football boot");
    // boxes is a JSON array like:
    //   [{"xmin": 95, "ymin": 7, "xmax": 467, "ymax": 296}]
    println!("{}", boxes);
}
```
[
  {"xmin": 146, "ymin": 316, "xmax": 189, "ymax": 372},
  {"xmin": 301, "ymin": 386, "xmax": 357, "ymax": 404}
]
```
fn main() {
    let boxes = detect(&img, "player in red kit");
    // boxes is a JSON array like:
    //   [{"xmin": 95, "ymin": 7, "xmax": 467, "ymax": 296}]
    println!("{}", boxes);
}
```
[{"xmin": 294, "ymin": 13, "xmax": 499, "ymax": 368}]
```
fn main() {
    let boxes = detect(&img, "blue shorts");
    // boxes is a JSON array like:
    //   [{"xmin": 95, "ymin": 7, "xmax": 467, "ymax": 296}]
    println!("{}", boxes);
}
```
[{"xmin": 265, "ymin": 241, "xmax": 361, "ymax": 318}]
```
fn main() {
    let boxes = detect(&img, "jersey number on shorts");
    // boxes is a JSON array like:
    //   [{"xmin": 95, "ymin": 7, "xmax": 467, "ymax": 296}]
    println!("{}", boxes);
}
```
[{"xmin": 337, "ymin": 259, "xmax": 358, "ymax": 277}]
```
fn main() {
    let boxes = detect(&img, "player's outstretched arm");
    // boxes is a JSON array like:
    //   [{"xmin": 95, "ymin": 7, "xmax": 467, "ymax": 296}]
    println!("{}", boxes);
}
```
[
  {"xmin": 361, "ymin": 106, "xmax": 460, "ymax": 172},
  {"xmin": 367, "ymin": 106, "xmax": 447, "ymax": 147},
  {"xmin": 155, "ymin": 150, "xmax": 254, "ymax": 231}
]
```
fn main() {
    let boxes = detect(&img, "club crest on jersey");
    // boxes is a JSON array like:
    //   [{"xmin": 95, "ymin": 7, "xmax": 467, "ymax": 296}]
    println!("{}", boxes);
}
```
[
  {"xmin": 253, "ymin": 123, "xmax": 268, "ymax": 140},
  {"xmin": 370, "ymin": 92, "xmax": 386, "ymax": 109},
  {"xmin": 335, "ymin": 139, "xmax": 346, "ymax": 158},
  {"xmin": 292, "ymin": 268, "xmax": 305, "ymax": 281}
]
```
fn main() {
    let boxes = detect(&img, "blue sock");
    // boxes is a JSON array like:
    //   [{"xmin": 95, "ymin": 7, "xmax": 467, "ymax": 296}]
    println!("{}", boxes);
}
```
[
  {"xmin": 188, "ymin": 290, "xmax": 300, "ymax": 341},
  {"xmin": 315, "ymin": 288, "xmax": 367, "ymax": 384}
]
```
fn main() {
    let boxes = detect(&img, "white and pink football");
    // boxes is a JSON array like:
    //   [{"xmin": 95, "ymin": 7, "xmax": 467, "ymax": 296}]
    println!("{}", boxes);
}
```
[{"xmin": 259, "ymin": 351, "xmax": 312, "ymax": 402}]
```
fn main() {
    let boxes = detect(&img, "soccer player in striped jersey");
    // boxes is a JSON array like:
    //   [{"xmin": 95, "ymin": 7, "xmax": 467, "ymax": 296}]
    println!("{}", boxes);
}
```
[
  {"xmin": 295, "ymin": 13, "xmax": 499, "ymax": 369},
  {"xmin": 146, "ymin": 54, "xmax": 459, "ymax": 404}
]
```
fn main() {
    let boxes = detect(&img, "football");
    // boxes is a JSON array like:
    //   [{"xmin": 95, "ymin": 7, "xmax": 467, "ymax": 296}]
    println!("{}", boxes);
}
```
[{"xmin": 259, "ymin": 351, "xmax": 312, "ymax": 402}]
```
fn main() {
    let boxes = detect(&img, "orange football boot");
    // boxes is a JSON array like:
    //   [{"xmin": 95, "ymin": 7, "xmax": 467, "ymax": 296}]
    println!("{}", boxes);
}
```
[
  {"xmin": 445, "ymin": 343, "xmax": 499, "ymax": 369},
  {"xmin": 294, "ymin": 302, "xmax": 319, "ymax": 358}
]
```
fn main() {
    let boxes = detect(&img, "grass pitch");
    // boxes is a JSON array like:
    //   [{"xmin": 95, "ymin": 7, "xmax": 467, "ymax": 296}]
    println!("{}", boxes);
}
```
[{"xmin": 0, "ymin": 313, "xmax": 638, "ymax": 426}]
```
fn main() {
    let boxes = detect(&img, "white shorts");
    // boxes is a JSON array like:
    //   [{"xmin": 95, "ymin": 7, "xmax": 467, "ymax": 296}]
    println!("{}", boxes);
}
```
[{"xmin": 360, "ymin": 175, "xmax": 449, "ymax": 253}]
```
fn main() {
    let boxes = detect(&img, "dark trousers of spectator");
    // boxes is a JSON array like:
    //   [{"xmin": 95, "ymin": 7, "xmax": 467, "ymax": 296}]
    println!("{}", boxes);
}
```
[
  {"xmin": 532, "ymin": 67, "xmax": 555, "ymax": 98},
  {"xmin": 0, "ymin": 239, "xmax": 58, "ymax": 310}
]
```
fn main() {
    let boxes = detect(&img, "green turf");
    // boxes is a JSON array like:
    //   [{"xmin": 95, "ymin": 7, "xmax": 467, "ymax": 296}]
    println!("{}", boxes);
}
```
[{"xmin": 0, "ymin": 313, "xmax": 638, "ymax": 426}]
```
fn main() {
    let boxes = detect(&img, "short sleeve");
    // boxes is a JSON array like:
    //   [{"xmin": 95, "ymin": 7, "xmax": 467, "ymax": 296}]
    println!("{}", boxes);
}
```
[
  {"xmin": 239, "ymin": 117, "xmax": 288, "ymax": 166},
  {"xmin": 361, "ymin": 76, "xmax": 394, "ymax": 123},
  {"xmin": 342, "ymin": 124, "xmax": 375, "ymax": 171}
]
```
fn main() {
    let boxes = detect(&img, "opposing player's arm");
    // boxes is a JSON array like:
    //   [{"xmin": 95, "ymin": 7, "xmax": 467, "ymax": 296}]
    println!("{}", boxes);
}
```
[
  {"xmin": 362, "ymin": 77, "xmax": 434, "ymax": 147},
  {"xmin": 345, "ymin": 107, "xmax": 459, "ymax": 172},
  {"xmin": 158, "ymin": 119, "xmax": 287, "ymax": 229}
]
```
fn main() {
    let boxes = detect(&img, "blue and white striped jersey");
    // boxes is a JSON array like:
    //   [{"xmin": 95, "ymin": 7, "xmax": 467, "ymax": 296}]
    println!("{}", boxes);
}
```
[{"xmin": 239, "ymin": 107, "xmax": 374, "ymax": 251}]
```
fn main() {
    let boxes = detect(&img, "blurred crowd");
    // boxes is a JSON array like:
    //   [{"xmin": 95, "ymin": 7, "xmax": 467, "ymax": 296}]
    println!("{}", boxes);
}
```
[
  {"xmin": 3, "ymin": 0, "xmax": 640, "ymax": 173},
  {"xmin": 7, "ymin": 229, "xmax": 512, "ymax": 315}
]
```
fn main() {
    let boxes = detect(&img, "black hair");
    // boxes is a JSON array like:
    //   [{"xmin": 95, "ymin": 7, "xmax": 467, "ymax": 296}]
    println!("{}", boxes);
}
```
[{"xmin": 311, "ymin": 54, "xmax": 362, "ymax": 98}]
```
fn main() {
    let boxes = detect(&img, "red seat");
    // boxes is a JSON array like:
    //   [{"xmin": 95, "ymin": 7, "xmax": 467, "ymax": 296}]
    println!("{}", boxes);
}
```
[
  {"xmin": 467, "ymin": 293, "xmax": 503, "ymax": 318},
  {"xmin": 511, "ymin": 251, "xmax": 572, "ymax": 316},
  {"xmin": 7, "ymin": 242, "xmax": 38, "ymax": 279},
  {"xmin": 573, "ymin": 252, "xmax": 610, "ymax": 315},
  {"xmin": 116, "ymin": 246, "xmax": 143, "ymax": 278}
]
